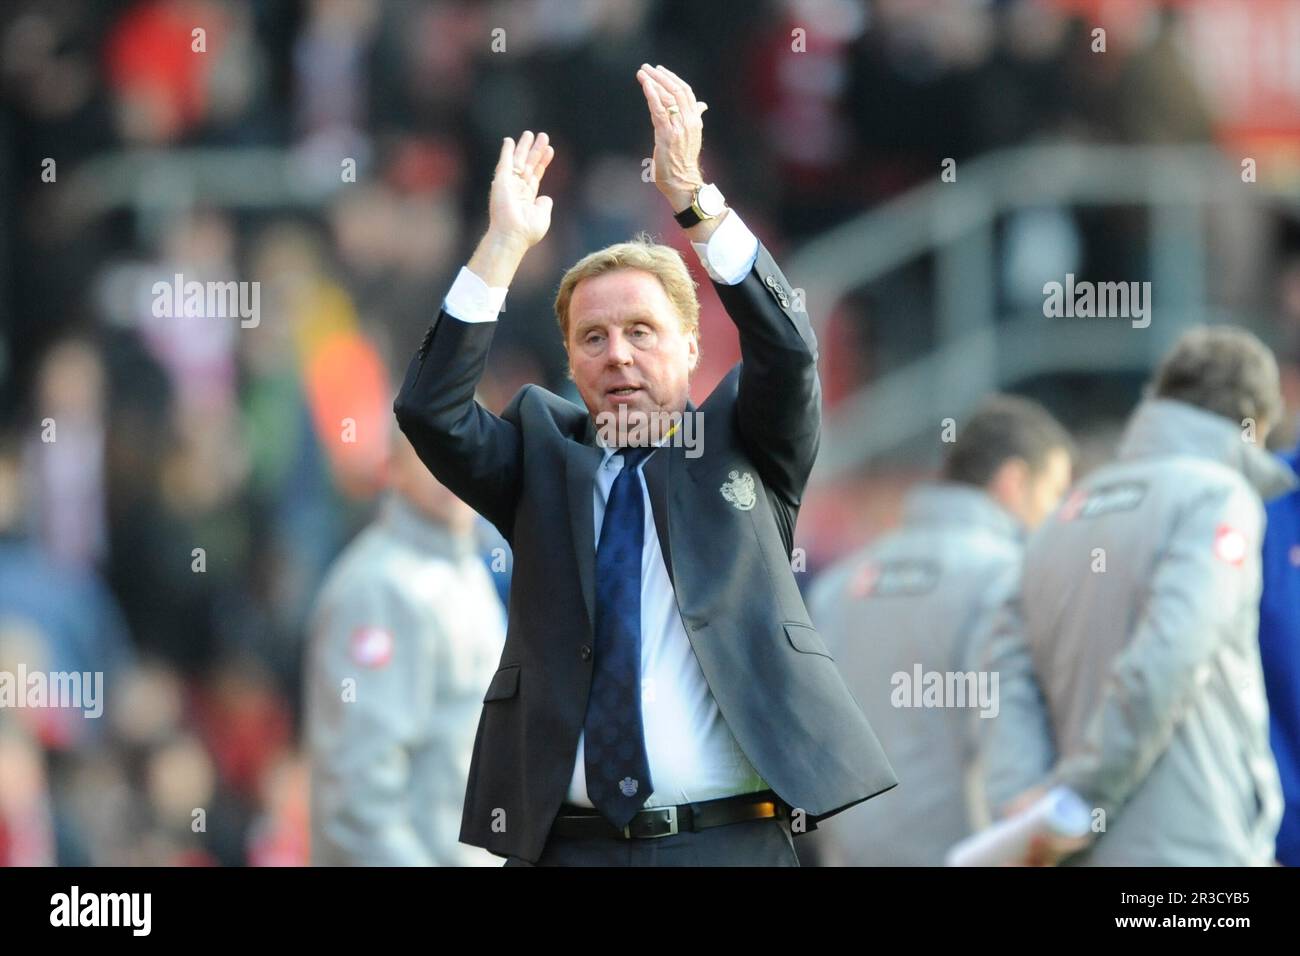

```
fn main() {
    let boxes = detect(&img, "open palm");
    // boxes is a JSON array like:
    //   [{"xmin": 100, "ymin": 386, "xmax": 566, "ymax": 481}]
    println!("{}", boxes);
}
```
[{"xmin": 489, "ymin": 130, "xmax": 555, "ymax": 248}]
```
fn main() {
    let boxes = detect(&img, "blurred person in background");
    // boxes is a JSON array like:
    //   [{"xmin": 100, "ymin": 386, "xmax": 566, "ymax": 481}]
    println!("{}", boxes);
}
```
[
  {"xmin": 305, "ymin": 425, "xmax": 505, "ymax": 866},
  {"xmin": 977, "ymin": 326, "xmax": 1295, "ymax": 866},
  {"xmin": 0, "ymin": 426, "xmax": 134, "ymax": 754},
  {"xmin": 1260, "ymin": 440, "xmax": 1300, "ymax": 866},
  {"xmin": 0, "ymin": 715, "xmax": 55, "ymax": 866},
  {"xmin": 24, "ymin": 338, "xmax": 109, "ymax": 569},
  {"xmin": 0, "ymin": 624, "xmax": 57, "ymax": 866},
  {"xmin": 101, "ymin": 660, "xmax": 223, "ymax": 866},
  {"xmin": 800, "ymin": 395, "xmax": 1074, "ymax": 866}
]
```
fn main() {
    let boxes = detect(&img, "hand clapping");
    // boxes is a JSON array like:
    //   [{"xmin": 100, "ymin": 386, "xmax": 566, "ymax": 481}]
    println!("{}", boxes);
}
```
[{"xmin": 636, "ymin": 64, "xmax": 709, "ymax": 211}]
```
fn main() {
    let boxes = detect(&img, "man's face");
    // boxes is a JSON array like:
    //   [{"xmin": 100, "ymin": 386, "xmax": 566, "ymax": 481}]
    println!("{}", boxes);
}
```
[
  {"xmin": 1021, "ymin": 447, "xmax": 1074, "ymax": 530},
  {"xmin": 566, "ymin": 269, "xmax": 698, "ymax": 425}
]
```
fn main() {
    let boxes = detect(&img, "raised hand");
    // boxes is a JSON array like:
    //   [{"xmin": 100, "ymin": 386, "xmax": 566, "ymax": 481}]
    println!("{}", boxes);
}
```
[
  {"xmin": 488, "ymin": 130, "xmax": 556, "ymax": 249},
  {"xmin": 636, "ymin": 64, "xmax": 709, "ymax": 211}
]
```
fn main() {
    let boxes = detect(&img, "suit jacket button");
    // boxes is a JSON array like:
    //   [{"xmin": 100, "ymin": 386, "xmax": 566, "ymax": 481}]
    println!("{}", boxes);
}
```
[
  {"xmin": 579, "ymin": 645, "xmax": 592, "ymax": 661},
  {"xmin": 764, "ymin": 274, "xmax": 777, "ymax": 288}
]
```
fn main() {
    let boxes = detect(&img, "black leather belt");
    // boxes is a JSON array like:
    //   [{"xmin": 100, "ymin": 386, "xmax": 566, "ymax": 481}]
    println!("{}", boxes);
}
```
[{"xmin": 551, "ymin": 789, "xmax": 789, "ymax": 840}]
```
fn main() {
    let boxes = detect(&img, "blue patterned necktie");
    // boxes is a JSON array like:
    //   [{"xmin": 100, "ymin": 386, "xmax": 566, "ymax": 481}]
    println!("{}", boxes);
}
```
[{"xmin": 584, "ymin": 445, "xmax": 656, "ymax": 828}]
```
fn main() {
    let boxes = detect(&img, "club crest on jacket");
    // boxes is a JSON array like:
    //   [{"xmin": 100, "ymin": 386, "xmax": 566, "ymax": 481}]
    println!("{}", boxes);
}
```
[{"xmin": 721, "ymin": 470, "xmax": 757, "ymax": 511}]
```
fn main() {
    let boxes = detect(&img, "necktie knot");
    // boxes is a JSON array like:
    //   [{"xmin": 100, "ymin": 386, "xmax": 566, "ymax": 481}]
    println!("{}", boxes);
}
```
[{"xmin": 617, "ymin": 446, "xmax": 654, "ymax": 472}]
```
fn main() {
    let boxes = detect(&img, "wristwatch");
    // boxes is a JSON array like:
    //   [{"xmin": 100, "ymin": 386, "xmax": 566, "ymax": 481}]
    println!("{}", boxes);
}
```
[{"xmin": 673, "ymin": 183, "xmax": 726, "ymax": 228}]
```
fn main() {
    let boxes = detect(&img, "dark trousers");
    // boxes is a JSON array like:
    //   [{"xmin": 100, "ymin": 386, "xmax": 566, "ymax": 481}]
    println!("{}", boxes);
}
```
[{"xmin": 503, "ymin": 814, "xmax": 801, "ymax": 866}]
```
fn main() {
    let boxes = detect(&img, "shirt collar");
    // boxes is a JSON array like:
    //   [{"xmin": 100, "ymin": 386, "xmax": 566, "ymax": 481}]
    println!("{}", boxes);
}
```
[
  {"xmin": 597, "ymin": 426, "xmax": 679, "ymax": 465},
  {"xmin": 593, "ymin": 411, "xmax": 687, "ymax": 464}
]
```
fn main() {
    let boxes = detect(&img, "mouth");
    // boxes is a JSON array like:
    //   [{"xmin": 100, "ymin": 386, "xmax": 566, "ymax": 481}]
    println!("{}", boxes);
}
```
[{"xmin": 605, "ymin": 385, "xmax": 643, "ymax": 402}]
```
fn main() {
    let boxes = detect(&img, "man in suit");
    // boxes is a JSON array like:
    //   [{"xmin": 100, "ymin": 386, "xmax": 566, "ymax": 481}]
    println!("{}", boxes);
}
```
[{"xmin": 393, "ymin": 64, "xmax": 896, "ymax": 866}]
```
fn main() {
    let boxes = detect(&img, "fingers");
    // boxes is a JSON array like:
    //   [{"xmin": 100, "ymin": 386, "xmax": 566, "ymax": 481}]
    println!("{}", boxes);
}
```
[
  {"xmin": 1023, "ymin": 834, "xmax": 1049, "ymax": 867},
  {"xmin": 643, "ymin": 63, "xmax": 702, "ymax": 123},
  {"xmin": 532, "ymin": 141, "xmax": 554, "ymax": 185},
  {"xmin": 639, "ymin": 64, "xmax": 709, "ymax": 133},
  {"xmin": 528, "ymin": 145, "xmax": 554, "ymax": 192},
  {"xmin": 654, "ymin": 64, "xmax": 698, "ymax": 114},
  {"xmin": 520, "ymin": 131, "xmax": 551, "ymax": 184},
  {"xmin": 512, "ymin": 130, "xmax": 535, "ymax": 171},
  {"xmin": 498, "ymin": 132, "xmax": 554, "ymax": 191},
  {"xmin": 636, "ymin": 67, "xmax": 674, "ymax": 129},
  {"xmin": 642, "ymin": 64, "xmax": 684, "ymax": 111},
  {"xmin": 650, "ymin": 78, "xmax": 680, "ymax": 117},
  {"xmin": 497, "ymin": 136, "xmax": 515, "ymax": 177}
]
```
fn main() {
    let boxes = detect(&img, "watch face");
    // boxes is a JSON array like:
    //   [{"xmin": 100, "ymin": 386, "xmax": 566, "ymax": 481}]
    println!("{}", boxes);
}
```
[{"xmin": 698, "ymin": 183, "xmax": 726, "ymax": 216}]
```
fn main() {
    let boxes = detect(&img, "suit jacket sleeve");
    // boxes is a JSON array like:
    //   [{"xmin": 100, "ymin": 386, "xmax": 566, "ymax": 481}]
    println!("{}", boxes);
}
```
[
  {"xmin": 711, "ymin": 242, "xmax": 822, "ymax": 508},
  {"xmin": 393, "ymin": 311, "xmax": 523, "ymax": 540}
]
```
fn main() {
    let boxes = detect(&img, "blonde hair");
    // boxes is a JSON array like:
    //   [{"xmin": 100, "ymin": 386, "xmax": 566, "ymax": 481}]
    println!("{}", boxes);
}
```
[{"xmin": 553, "ymin": 232, "xmax": 701, "ymax": 344}]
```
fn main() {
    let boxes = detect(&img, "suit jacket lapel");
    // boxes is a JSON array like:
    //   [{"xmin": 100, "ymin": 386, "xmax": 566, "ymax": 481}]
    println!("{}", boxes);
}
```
[
  {"xmin": 642, "ymin": 445, "xmax": 674, "ymax": 587},
  {"xmin": 566, "ymin": 417, "xmax": 603, "ymax": 635}
]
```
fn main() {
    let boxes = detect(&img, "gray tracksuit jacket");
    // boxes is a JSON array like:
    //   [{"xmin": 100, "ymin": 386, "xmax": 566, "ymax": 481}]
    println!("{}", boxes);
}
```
[
  {"xmin": 805, "ymin": 483, "xmax": 1024, "ymax": 865},
  {"xmin": 976, "ymin": 398, "xmax": 1297, "ymax": 866},
  {"xmin": 306, "ymin": 494, "xmax": 506, "ymax": 866}
]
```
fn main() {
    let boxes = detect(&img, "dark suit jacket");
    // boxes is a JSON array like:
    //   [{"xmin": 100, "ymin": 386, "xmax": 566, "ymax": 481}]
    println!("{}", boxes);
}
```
[{"xmin": 394, "ymin": 239, "xmax": 898, "ymax": 862}]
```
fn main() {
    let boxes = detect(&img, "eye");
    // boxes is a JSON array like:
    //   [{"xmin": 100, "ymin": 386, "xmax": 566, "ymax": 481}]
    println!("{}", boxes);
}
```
[
  {"xmin": 584, "ymin": 331, "xmax": 605, "ymax": 346},
  {"xmin": 630, "ymin": 326, "xmax": 651, "ymax": 340}
]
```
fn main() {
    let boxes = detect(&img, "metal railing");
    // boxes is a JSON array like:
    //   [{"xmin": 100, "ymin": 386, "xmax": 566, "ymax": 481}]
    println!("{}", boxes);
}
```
[{"xmin": 787, "ymin": 144, "xmax": 1300, "ymax": 480}]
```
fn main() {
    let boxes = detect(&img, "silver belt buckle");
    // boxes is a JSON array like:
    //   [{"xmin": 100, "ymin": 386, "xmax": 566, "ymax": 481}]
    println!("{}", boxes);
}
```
[{"xmin": 623, "ymin": 805, "xmax": 678, "ymax": 839}]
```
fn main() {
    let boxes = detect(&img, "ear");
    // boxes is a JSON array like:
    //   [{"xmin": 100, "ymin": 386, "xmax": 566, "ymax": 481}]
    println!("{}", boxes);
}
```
[
  {"xmin": 686, "ymin": 332, "xmax": 700, "ymax": 372},
  {"xmin": 988, "ymin": 457, "xmax": 1029, "ymax": 511}
]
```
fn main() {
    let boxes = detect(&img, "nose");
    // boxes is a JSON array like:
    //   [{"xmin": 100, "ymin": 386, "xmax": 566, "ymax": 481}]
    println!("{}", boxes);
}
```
[{"xmin": 606, "ymin": 329, "xmax": 634, "ymax": 366}]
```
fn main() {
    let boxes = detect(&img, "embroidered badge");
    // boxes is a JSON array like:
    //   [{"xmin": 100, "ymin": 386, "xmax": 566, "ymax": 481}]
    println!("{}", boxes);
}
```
[
  {"xmin": 850, "ymin": 560, "xmax": 879, "ymax": 599},
  {"xmin": 720, "ymin": 470, "xmax": 757, "ymax": 511},
  {"xmin": 1059, "ymin": 481, "xmax": 1147, "ymax": 522},
  {"xmin": 349, "ymin": 626, "xmax": 394, "ymax": 668},
  {"xmin": 1213, "ymin": 524, "xmax": 1247, "ymax": 566},
  {"xmin": 619, "ymin": 777, "xmax": 639, "ymax": 797},
  {"xmin": 866, "ymin": 560, "xmax": 942, "ymax": 598}
]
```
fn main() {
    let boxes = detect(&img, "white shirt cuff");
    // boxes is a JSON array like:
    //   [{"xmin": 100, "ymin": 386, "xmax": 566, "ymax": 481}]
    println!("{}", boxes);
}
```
[
  {"xmin": 442, "ymin": 266, "xmax": 508, "ymax": 323},
  {"xmin": 690, "ymin": 209, "xmax": 759, "ymax": 285}
]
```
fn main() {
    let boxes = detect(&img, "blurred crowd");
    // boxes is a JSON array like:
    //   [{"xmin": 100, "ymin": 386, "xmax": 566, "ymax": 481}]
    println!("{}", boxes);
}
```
[{"xmin": 1, "ymin": 0, "xmax": 1299, "ymax": 865}]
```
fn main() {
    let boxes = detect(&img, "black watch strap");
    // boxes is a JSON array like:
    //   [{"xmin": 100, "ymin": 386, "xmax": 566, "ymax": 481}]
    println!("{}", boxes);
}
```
[{"xmin": 674, "ymin": 201, "xmax": 704, "ymax": 228}]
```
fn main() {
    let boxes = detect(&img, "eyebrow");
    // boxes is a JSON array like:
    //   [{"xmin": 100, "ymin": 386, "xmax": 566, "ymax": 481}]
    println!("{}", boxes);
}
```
[{"xmin": 576, "ymin": 314, "xmax": 656, "ymax": 333}]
